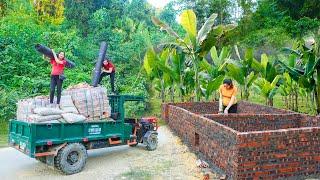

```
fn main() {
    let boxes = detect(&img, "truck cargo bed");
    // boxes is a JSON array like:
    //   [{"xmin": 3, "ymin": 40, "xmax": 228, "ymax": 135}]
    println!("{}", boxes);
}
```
[{"xmin": 9, "ymin": 119, "xmax": 132, "ymax": 158}]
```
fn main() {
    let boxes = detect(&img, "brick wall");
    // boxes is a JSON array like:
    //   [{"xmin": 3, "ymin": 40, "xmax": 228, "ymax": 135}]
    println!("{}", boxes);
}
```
[
  {"xmin": 204, "ymin": 114, "xmax": 302, "ymax": 132},
  {"xmin": 166, "ymin": 105, "xmax": 239, "ymax": 178},
  {"xmin": 162, "ymin": 101, "xmax": 294, "ymax": 120},
  {"xmin": 237, "ymin": 128, "xmax": 320, "ymax": 179},
  {"xmin": 162, "ymin": 101, "xmax": 320, "ymax": 179}
]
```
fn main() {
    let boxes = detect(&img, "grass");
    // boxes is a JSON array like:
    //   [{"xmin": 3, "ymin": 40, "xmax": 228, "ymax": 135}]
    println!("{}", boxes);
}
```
[
  {"xmin": 0, "ymin": 134, "xmax": 8, "ymax": 148},
  {"xmin": 118, "ymin": 160, "xmax": 173, "ymax": 179},
  {"xmin": 119, "ymin": 169, "xmax": 153, "ymax": 180},
  {"xmin": 247, "ymin": 93, "xmax": 315, "ymax": 115},
  {"xmin": 0, "ymin": 120, "xmax": 8, "ymax": 148}
]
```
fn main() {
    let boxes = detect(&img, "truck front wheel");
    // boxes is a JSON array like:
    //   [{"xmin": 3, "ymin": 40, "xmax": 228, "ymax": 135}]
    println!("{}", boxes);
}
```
[
  {"xmin": 146, "ymin": 133, "xmax": 158, "ymax": 151},
  {"xmin": 54, "ymin": 143, "xmax": 87, "ymax": 175}
]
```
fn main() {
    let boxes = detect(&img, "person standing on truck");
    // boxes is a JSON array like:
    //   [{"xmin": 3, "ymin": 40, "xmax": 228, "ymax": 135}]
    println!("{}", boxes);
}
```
[
  {"xmin": 48, "ymin": 49, "xmax": 67, "ymax": 107},
  {"xmin": 98, "ymin": 58, "xmax": 116, "ymax": 93},
  {"xmin": 218, "ymin": 79, "xmax": 238, "ymax": 114}
]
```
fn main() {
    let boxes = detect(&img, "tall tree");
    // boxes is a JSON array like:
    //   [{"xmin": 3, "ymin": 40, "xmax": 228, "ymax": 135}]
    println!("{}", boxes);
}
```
[
  {"xmin": 173, "ymin": 0, "xmax": 232, "ymax": 26},
  {"xmin": 32, "ymin": 0, "xmax": 65, "ymax": 24},
  {"xmin": 276, "ymin": 0, "xmax": 320, "ymax": 19}
]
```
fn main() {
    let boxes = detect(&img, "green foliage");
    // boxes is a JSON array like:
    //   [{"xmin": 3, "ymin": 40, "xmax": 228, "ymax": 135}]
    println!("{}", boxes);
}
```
[
  {"xmin": 173, "ymin": 0, "xmax": 233, "ymax": 25},
  {"xmin": 0, "ymin": 0, "xmax": 166, "ymax": 122},
  {"xmin": 278, "ymin": 34, "xmax": 320, "ymax": 113},
  {"xmin": 240, "ymin": 28, "xmax": 291, "ymax": 49},
  {"xmin": 32, "ymin": 0, "xmax": 65, "ymax": 24},
  {"xmin": 226, "ymin": 46, "xmax": 258, "ymax": 100},
  {"xmin": 152, "ymin": 9, "xmax": 236, "ymax": 101}
]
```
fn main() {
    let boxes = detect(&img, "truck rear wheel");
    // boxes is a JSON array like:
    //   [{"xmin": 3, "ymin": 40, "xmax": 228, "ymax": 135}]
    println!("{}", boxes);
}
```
[
  {"xmin": 146, "ymin": 133, "xmax": 158, "ymax": 151},
  {"xmin": 54, "ymin": 143, "xmax": 87, "ymax": 175}
]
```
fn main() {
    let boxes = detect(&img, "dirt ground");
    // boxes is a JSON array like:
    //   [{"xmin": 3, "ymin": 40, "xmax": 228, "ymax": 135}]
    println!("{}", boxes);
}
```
[{"xmin": 0, "ymin": 125, "xmax": 221, "ymax": 180}]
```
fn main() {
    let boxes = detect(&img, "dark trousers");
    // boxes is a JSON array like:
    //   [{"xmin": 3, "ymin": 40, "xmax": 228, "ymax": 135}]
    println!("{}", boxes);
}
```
[
  {"xmin": 223, "ymin": 103, "xmax": 238, "ymax": 113},
  {"xmin": 50, "ymin": 75, "xmax": 63, "ymax": 104},
  {"xmin": 99, "ymin": 71, "xmax": 115, "ymax": 92}
]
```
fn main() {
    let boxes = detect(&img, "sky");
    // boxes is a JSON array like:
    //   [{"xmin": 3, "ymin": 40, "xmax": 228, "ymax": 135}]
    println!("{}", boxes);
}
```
[{"xmin": 147, "ymin": 0, "xmax": 171, "ymax": 8}]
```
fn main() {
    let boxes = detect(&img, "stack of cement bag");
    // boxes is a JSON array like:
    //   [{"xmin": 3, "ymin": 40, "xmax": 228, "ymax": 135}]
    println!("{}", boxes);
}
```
[
  {"xmin": 62, "ymin": 83, "xmax": 111, "ymax": 121},
  {"xmin": 16, "ymin": 97, "xmax": 63, "ymax": 123},
  {"xmin": 16, "ymin": 96, "xmax": 86, "ymax": 123},
  {"xmin": 16, "ymin": 83, "xmax": 111, "ymax": 123},
  {"xmin": 59, "ymin": 95, "xmax": 86, "ymax": 123},
  {"xmin": 16, "ymin": 96, "xmax": 52, "ymax": 122}
]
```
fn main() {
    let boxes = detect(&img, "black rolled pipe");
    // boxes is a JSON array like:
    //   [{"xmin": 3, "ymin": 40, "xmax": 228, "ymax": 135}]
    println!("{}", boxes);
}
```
[
  {"xmin": 35, "ymin": 44, "xmax": 76, "ymax": 68},
  {"xmin": 92, "ymin": 41, "xmax": 108, "ymax": 87}
]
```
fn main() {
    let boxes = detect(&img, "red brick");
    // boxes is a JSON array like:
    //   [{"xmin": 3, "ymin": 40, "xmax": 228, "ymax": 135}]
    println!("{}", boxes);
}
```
[
  {"xmin": 279, "ymin": 167, "xmax": 295, "ymax": 173},
  {"xmin": 298, "ymin": 152, "xmax": 311, "ymax": 157},
  {"xmin": 314, "ymin": 156, "xmax": 320, "ymax": 161},
  {"xmin": 242, "ymin": 161, "xmax": 256, "ymax": 167},
  {"xmin": 274, "ymin": 154, "xmax": 287, "ymax": 158},
  {"xmin": 254, "ymin": 171, "xmax": 269, "ymax": 176},
  {"xmin": 246, "ymin": 141, "xmax": 260, "ymax": 148},
  {"xmin": 262, "ymin": 164, "xmax": 277, "ymax": 170},
  {"xmin": 287, "ymin": 162, "xmax": 300, "ymax": 167},
  {"xmin": 277, "ymin": 143, "xmax": 286, "ymax": 149}
]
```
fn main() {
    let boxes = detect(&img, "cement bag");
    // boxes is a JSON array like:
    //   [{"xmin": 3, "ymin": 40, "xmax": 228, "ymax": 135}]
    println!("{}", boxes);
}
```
[
  {"xmin": 62, "ymin": 84, "xmax": 111, "ymax": 120},
  {"xmin": 16, "ymin": 96, "xmax": 50, "ymax": 121},
  {"xmin": 59, "ymin": 95, "xmax": 79, "ymax": 114},
  {"xmin": 34, "ymin": 107, "xmax": 63, "ymax": 116},
  {"xmin": 59, "ymin": 95, "xmax": 75, "ymax": 107},
  {"xmin": 61, "ymin": 106, "xmax": 79, "ymax": 114},
  {"xmin": 27, "ymin": 114, "xmax": 61, "ymax": 123},
  {"xmin": 62, "ymin": 113, "xmax": 86, "ymax": 123}
]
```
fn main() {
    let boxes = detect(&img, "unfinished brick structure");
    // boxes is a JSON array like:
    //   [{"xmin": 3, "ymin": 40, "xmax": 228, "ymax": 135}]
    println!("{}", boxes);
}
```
[{"xmin": 162, "ymin": 101, "xmax": 320, "ymax": 179}]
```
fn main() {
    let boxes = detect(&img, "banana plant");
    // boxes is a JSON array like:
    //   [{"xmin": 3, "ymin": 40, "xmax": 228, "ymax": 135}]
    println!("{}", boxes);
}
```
[
  {"xmin": 168, "ymin": 49, "xmax": 186, "ymax": 102},
  {"xmin": 151, "ymin": 10, "xmax": 236, "ymax": 101},
  {"xmin": 278, "ymin": 72, "xmax": 300, "ymax": 110},
  {"xmin": 143, "ymin": 47, "xmax": 171, "ymax": 102},
  {"xmin": 252, "ymin": 53, "xmax": 281, "ymax": 106},
  {"xmin": 278, "ymin": 36, "xmax": 320, "ymax": 113},
  {"xmin": 254, "ymin": 75, "xmax": 281, "ymax": 106},
  {"xmin": 199, "ymin": 46, "xmax": 230, "ymax": 100},
  {"xmin": 226, "ymin": 46, "xmax": 258, "ymax": 100}
]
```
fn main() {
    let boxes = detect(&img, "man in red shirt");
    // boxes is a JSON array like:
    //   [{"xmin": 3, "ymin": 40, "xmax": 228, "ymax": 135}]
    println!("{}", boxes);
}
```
[
  {"xmin": 49, "ymin": 49, "xmax": 67, "ymax": 106},
  {"xmin": 99, "ymin": 58, "xmax": 116, "ymax": 92}
]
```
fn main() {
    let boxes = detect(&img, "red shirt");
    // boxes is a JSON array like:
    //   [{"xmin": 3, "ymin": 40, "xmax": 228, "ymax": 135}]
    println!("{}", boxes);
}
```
[
  {"xmin": 103, "ymin": 61, "xmax": 115, "ymax": 72},
  {"xmin": 50, "ymin": 58, "xmax": 67, "ymax": 75}
]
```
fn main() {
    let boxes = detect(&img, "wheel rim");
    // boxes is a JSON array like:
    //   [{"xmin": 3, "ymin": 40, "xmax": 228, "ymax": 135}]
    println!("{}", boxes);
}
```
[{"xmin": 67, "ymin": 151, "xmax": 79, "ymax": 165}]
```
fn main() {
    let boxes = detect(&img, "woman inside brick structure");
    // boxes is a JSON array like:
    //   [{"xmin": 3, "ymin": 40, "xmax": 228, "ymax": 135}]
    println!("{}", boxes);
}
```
[
  {"xmin": 48, "ymin": 49, "xmax": 67, "ymax": 107},
  {"xmin": 218, "ymin": 79, "xmax": 238, "ymax": 114}
]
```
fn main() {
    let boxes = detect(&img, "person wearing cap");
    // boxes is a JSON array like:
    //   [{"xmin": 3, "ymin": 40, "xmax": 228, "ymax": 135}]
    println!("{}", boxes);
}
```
[
  {"xmin": 99, "ymin": 58, "xmax": 116, "ymax": 92},
  {"xmin": 218, "ymin": 79, "xmax": 238, "ymax": 114}
]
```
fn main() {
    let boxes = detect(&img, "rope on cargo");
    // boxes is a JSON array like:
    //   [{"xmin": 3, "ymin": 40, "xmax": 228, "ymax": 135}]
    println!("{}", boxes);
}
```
[
  {"xmin": 83, "ymin": 89, "xmax": 89, "ymax": 119},
  {"xmin": 98, "ymin": 90, "xmax": 103, "ymax": 119},
  {"xmin": 89, "ymin": 90, "xmax": 94, "ymax": 121}
]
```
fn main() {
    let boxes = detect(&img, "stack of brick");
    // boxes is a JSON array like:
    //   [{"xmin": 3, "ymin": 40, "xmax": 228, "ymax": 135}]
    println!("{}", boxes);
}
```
[
  {"xmin": 62, "ymin": 83, "xmax": 111, "ymax": 121},
  {"xmin": 162, "ymin": 101, "xmax": 320, "ymax": 179}
]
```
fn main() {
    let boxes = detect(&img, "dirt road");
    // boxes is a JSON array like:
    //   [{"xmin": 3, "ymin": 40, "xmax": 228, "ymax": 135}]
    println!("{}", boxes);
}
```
[{"xmin": 0, "ymin": 126, "xmax": 219, "ymax": 180}]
